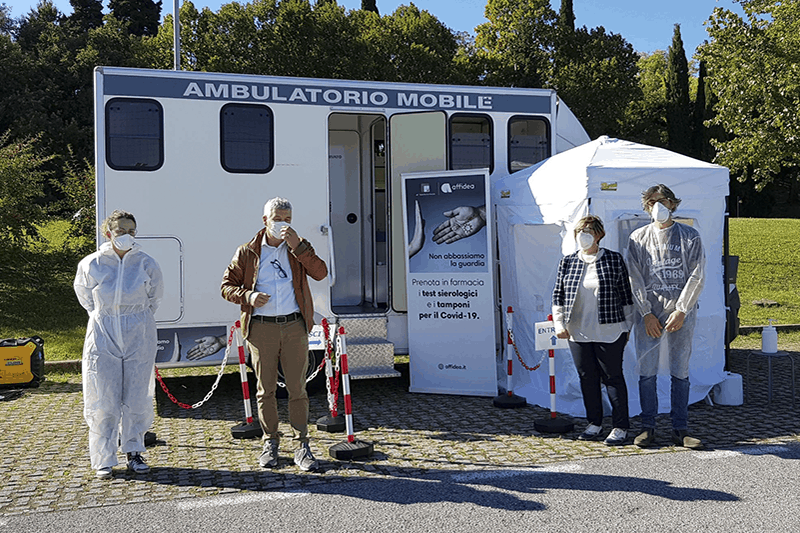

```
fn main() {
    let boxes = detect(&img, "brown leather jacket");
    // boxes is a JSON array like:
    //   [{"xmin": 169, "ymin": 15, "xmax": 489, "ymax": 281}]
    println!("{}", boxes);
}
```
[{"xmin": 220, "ymin": 227, "xmax": 328, "ymax": 339}]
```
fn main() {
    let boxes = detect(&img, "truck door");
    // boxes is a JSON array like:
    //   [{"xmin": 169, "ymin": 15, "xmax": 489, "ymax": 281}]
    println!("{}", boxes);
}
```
[
  {"xmin": 388, "ymin": 111, "xmax": 447, "ymax": 312},
  {"xmin": 329, "ymin": 130, "xmax": 363, "ymax": 306}
]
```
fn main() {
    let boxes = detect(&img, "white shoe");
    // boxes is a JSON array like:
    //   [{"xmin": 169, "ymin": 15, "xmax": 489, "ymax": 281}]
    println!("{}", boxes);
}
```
[
  {"xmin": 96, "ymin": 467, "xmax": 113, "ymax": 480},
  {"xmin": 604, "ymin": 428, "xmax": 628, "ymax": 446},
  {"xmin": 126, "ymin": 452, "xmax": 150, "ymax": 473},
  {"xmin": 577, "ymin": 423, "xmax": 604, "ymax": 441}
]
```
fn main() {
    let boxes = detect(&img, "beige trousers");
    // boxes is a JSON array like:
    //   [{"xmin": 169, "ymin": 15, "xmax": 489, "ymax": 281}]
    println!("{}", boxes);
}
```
[{"xmin": 247, "ymin": 318, "xmax": 309, "ymax": 442}]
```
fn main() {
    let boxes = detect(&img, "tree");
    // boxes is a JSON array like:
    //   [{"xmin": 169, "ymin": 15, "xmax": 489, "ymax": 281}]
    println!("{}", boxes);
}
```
[
  {"xmin": 550, "ymin": 24, "xmax": 639, "ymax": 138},
  {"xmin": 702, "ymin": 0, "xmax": 800, "ymax": 198},
  {"xmin": 109, "ymin": 0, "xmax": 162, "ymax": 36},
  {"xmin": 361, "ymin": 0, "xmax": 378, "ymax": 15},
  {"xmin": 619, "ymin": 51, "xmax": 668, "ymax": 147},
  {"xmin": 665, "ymin": 24, "xmax": 692, "ymax": 155},
  {"xmin": 1, "ymin": 3, "xmax": 14, "ymax": 34},
  {"xmin": 474, "ymin": 0, "xmax": 556, "ymax": 88},
  {"xmin": 0, "ymin": 132, "xmax": 53, "ymax": 247},
  {"xmin": 68, "ymin": 0, "xmax": 103, "ymax": 32}
]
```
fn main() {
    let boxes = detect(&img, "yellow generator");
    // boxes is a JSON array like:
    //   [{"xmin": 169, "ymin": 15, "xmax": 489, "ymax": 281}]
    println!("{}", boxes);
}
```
[{"xmin": 0, "ymin": 336, "xmax": 45, "ymax": 388}]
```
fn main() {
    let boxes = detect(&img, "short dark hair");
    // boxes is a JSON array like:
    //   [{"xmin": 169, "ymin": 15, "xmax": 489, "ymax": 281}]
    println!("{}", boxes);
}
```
[
  {"xmin": 574, "ymin": 215, "xmax": 605, "ymax": 241},
  {"xmin": 641, "ymin": 184, "xmax": 681, "ymax": 212}
]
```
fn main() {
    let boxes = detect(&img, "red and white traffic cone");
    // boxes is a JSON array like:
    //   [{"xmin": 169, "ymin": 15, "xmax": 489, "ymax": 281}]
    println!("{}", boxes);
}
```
[
  {"xmin": 494, "ymin": 306, "xmax": 527, "ymax": 408},
  {"xmin": 231, "ymin": 320, "xmax": 263, "ymax": 439},
  {"xmin": 329, "ymin": 326, "xmax": 374, "ymax": 460},
  {"xmin": 534, "ymin": 314, "xmax": 574, "ymax": 434}
]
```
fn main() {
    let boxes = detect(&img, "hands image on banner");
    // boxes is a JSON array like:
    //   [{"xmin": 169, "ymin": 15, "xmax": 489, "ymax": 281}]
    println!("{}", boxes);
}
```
[
  {"xmin": 186, "ymin": 335, "xmax": 226, "ymax": 361},
  {"xmin": 408, "ymin": 202, "xmax": 487, "ymax": 258},
  {"xmin": 432, "ymin": 205, "xmax": 486, "ymax": 244}
]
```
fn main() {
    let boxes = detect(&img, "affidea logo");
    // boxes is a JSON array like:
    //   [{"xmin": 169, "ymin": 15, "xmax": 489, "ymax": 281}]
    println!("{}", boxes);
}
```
[
  {"xmin": 438, "ymin": 363, "xmax": 467, "ymax": 370},
  {"xmin": 441, "ymin": 182, "xmax": 476, "ymax": 193}
]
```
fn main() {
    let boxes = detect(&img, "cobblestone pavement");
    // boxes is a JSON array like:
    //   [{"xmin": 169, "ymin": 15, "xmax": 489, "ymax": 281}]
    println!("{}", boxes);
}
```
[{"xmin": 1, "ymin": 350, "xmax": 798, "ymax": 516}]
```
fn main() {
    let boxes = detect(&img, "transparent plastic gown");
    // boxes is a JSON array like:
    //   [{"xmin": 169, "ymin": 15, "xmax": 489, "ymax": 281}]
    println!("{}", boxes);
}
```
[
  {"xmin": 74, "ymin": 242, "xmax": 163, "ymax": 469},
  {"xmin": 626, "ymin": 222, "xmax": 705, "ymax": 378}
]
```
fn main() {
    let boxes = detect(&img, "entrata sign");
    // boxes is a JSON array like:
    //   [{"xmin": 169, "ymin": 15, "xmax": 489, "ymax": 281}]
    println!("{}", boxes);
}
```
[{"xmin": 534, "ymin": 321, "xmax": 570, "ymax": 351}]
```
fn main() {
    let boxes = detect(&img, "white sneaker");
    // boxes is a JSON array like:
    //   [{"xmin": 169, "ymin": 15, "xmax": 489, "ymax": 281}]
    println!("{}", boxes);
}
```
[
  {"xmin": 604, "ymin": 428, "xmax": 628, "ymax": 446},
  {"xmin": 126, "ymin": 452, "xmax": 150, "ymax": 473},
  {"xmin": 96, "ymin": 467, "xmax": 113, "ymax": 480},
  {"xmin": 577, "ymin": 423, "xmax": 604, "ymax": 441}
]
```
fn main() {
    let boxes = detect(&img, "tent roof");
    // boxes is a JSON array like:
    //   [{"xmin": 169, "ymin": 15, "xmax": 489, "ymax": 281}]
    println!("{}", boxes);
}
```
[{"xmin": 493, "ymin": 136, "xmax": 729, "ymax": 209}]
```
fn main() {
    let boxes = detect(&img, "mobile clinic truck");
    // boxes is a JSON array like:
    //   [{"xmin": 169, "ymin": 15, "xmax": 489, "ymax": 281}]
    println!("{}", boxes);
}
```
[{"xmin": 94, "ymin": 66, "xmax": 590, "ymax": 382}]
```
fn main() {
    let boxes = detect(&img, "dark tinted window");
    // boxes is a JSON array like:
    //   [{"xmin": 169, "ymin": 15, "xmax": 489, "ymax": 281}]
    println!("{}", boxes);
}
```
[
  {"xmin": 508, "ymin": 116, "xmax": 550, "ymax": 173},
  {"xmin": 106, "ymin": 99, "xmax": 164, "ymax": 171},
  {"xmin": 221, "ymin": 104, "xmax": 274, "ymax": 173},
  {"xmin": 449, "ymin": 114, "xmax": 492, "ymax": 172}
]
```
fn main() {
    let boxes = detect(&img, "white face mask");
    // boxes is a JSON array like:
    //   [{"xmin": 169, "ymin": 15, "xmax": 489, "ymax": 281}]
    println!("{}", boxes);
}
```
[
  {"xmin": 112, "ymin": 234, "xmax": 135, "ymax": 251},
  {"xmin": 651, "ymin": 201, "xmax": 671, "ymax": 224},
  {"xmin": 269, "ymin": 221, "xmax": 290, "ymax": 240},
  {"xmin": 576, "ymin": 231, "xmax": 595, "ymax": 251}
]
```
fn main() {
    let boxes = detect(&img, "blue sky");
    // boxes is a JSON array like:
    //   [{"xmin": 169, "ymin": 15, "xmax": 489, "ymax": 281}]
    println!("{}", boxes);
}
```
[{"xmin": 8, "ymin": 0, "xmax": 745, "ymax": 56}]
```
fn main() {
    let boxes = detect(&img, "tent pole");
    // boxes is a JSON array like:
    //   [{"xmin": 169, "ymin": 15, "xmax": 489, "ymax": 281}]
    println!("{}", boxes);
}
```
[{"xmin": 723, "ymin": 196, "xmax": 730, "ymax": 371}]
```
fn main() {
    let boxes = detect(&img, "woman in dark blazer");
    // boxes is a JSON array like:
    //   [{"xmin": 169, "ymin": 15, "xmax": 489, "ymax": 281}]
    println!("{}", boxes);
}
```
[{"xmin": 552, "ymin": 215, "xmax": 634, "ymax": 445}]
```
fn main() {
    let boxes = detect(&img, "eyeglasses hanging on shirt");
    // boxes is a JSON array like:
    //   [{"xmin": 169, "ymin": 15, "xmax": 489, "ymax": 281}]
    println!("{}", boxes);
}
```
[{"xmin": 270, "ymin": 259, "xmax": 288, "ymax": 278}]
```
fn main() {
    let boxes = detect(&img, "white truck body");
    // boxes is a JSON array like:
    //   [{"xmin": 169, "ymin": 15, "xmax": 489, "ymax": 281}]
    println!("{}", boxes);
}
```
[{"xmin": 93, "ymin": 66, "xmax": 589, "ymax": 377}]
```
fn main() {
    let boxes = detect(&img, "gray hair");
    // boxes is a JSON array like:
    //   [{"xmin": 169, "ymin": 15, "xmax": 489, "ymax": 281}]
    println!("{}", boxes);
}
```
[
  {"xmin": 263, "ymin": 197, "xmax": 292, "ymax": 220},
  {"xmin": 101, "ymin": 210, "xmax": 136, "ymax": 239},
  {"xmin": 641, "ymin": 184, "xmax": 681, "ymax": 212}
]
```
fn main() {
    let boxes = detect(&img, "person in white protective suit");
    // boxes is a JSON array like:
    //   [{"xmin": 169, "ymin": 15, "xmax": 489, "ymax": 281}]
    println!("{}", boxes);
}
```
[
  {"xmin": 625, "ymin": 185, "xmax": 705, "ymax": 450},
  {"xmin": 74, "ymin": 210, "xmax": 164, "ymax": 479}
]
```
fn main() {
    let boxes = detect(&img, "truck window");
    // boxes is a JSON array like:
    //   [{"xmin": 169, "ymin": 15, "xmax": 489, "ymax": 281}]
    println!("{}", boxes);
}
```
[
  {"xmin": 105, "ymin": 98, "xmax": 164, "ymax": 171},
  {"xmin": 508, "ymin": 116, "xmax": 550, "ymax": 173},
  {"xmin": 449, "ymin": 114, "xmax": 492, "ymax": 172},
  {"xmin": 220, "ymin": 103, "xmax": 274, "ymax": 173}
]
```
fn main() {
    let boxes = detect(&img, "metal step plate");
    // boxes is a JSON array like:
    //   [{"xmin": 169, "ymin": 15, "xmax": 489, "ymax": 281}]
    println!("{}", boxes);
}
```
[{"xmin": 337, "ymin": 316, "xmax": 388, "ymax": 338}]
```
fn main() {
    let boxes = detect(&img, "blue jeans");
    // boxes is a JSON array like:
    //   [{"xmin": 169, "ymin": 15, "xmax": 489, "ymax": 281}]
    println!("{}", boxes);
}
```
[{"xmin": 638, "ymin": 375, "xmax": 690, "ymax": 430}]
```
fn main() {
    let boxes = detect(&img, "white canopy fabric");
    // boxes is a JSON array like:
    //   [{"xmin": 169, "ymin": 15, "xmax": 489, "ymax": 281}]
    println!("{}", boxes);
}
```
[{"xmin": 492, "ymin": 136, "xmax": 730, "ymax": 419}]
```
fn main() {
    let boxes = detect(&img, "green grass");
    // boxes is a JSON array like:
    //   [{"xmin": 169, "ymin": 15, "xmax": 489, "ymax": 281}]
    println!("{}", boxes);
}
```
[
  {"xmin": 728, "ymin": 218, "xmax": 800, "ymax": 326},
  {"xmin": 1, "ymin": 217, "xmax": 798, "ymax": 363}
]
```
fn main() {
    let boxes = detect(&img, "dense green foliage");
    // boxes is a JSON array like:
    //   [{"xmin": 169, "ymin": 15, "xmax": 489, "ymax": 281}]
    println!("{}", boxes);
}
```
[{"xmin": 702, "ymin": 1, "xmax": 800, "ymax": 189}]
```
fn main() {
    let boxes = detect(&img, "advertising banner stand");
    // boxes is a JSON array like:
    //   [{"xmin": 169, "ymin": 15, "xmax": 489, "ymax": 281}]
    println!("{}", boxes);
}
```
[{"xmin": 402, "ymin": 169, "xmax": 497, "ymax": 397}]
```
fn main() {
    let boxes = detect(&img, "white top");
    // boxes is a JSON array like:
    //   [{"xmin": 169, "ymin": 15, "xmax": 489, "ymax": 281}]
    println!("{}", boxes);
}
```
[{"xmin": 253, "ymin": 237, "xmax": 300, "ymax": 317}]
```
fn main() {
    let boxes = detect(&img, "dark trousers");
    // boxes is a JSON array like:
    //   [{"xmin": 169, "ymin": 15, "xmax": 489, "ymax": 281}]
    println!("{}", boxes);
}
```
[{"xmin": 568, "ymin": 333, "xmax": 630, "ymax": 429}]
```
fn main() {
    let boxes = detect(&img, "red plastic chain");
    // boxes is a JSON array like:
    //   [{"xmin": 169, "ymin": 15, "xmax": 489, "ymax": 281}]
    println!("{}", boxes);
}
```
[
  {"xmin": 154, "ymin": 324, "xmax": 236, "ymax": 409},
  {"xmin": 510, "ymin": 328, "xmax": 544, "ymax": 372},
  {"xmin": 322, "ymin": 319, "xmax": 340, "ymax": 410}
]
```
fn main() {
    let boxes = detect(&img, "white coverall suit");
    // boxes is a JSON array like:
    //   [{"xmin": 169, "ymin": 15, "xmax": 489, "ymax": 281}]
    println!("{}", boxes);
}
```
[
  {"xmin": 626, "ymin": 221, "xmax": 705, "ymax": 379},
  {"xmin": 74, "ymin": 242, "xmax": 164, "ymax": 469}
]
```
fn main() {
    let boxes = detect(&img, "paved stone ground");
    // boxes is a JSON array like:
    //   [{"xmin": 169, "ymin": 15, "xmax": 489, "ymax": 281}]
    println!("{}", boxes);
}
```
[{"xmin": 1, "ymin": 349, "xmax": 798, "ymax": 516}]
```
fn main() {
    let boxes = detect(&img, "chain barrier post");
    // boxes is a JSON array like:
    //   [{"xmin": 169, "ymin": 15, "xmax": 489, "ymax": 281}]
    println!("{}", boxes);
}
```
[
  {"xmin": 231, "ymin": 320, "xmax": 263, "ymax": 439},
  {"xmin": 329, "ymin": 326, "xmax": 373, "ymax": 460},
  {"xmin": 534, "ymin": 314, "xmax": 574, "ymax": 434},
  {"xmin": 316, "ymin": 318, "xmax": 346, "ymax": 432},
  {"xmin": 493, "ymin": 306, "xmax": 527, "ymax": 408}
]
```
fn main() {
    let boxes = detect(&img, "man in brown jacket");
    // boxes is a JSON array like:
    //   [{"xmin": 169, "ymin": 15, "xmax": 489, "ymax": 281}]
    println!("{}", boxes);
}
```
[{"xmin": 221, "ymin": 197, "xmax": 327, "ymax": 471}]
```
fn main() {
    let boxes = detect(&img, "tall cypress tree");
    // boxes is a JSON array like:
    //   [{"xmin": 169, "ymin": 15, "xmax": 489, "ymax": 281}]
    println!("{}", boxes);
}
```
[
  {"xmin": 554, "ymin": 0, "xmax": 576, "ymax": 74},
  {"xmin": 361, "ymin": 0, "xmax": 379, "ymax": 15},
  {"xmin": 68, "ymin": 0, "xmax": 103, "ymax": 32},
  {"xmin": 666, "ymin": 24, "xmax": 692, "ymax": 156},
  {"xmin": 109, "ymin": 0, "xmax": 162, "ymax": 36},
  {"xmin": 557, "ymin": 0, "xmax": 575, "ymax": 32},
  {"xmin": 692, "ymin": 59, "xmax": 710, "ymax": 161}
]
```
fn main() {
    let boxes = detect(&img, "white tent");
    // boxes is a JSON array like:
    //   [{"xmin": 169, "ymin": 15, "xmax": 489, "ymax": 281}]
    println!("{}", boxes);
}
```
[{"xmin": 492, "ymin": 136, "xmax": 730, "ymax": 418}]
